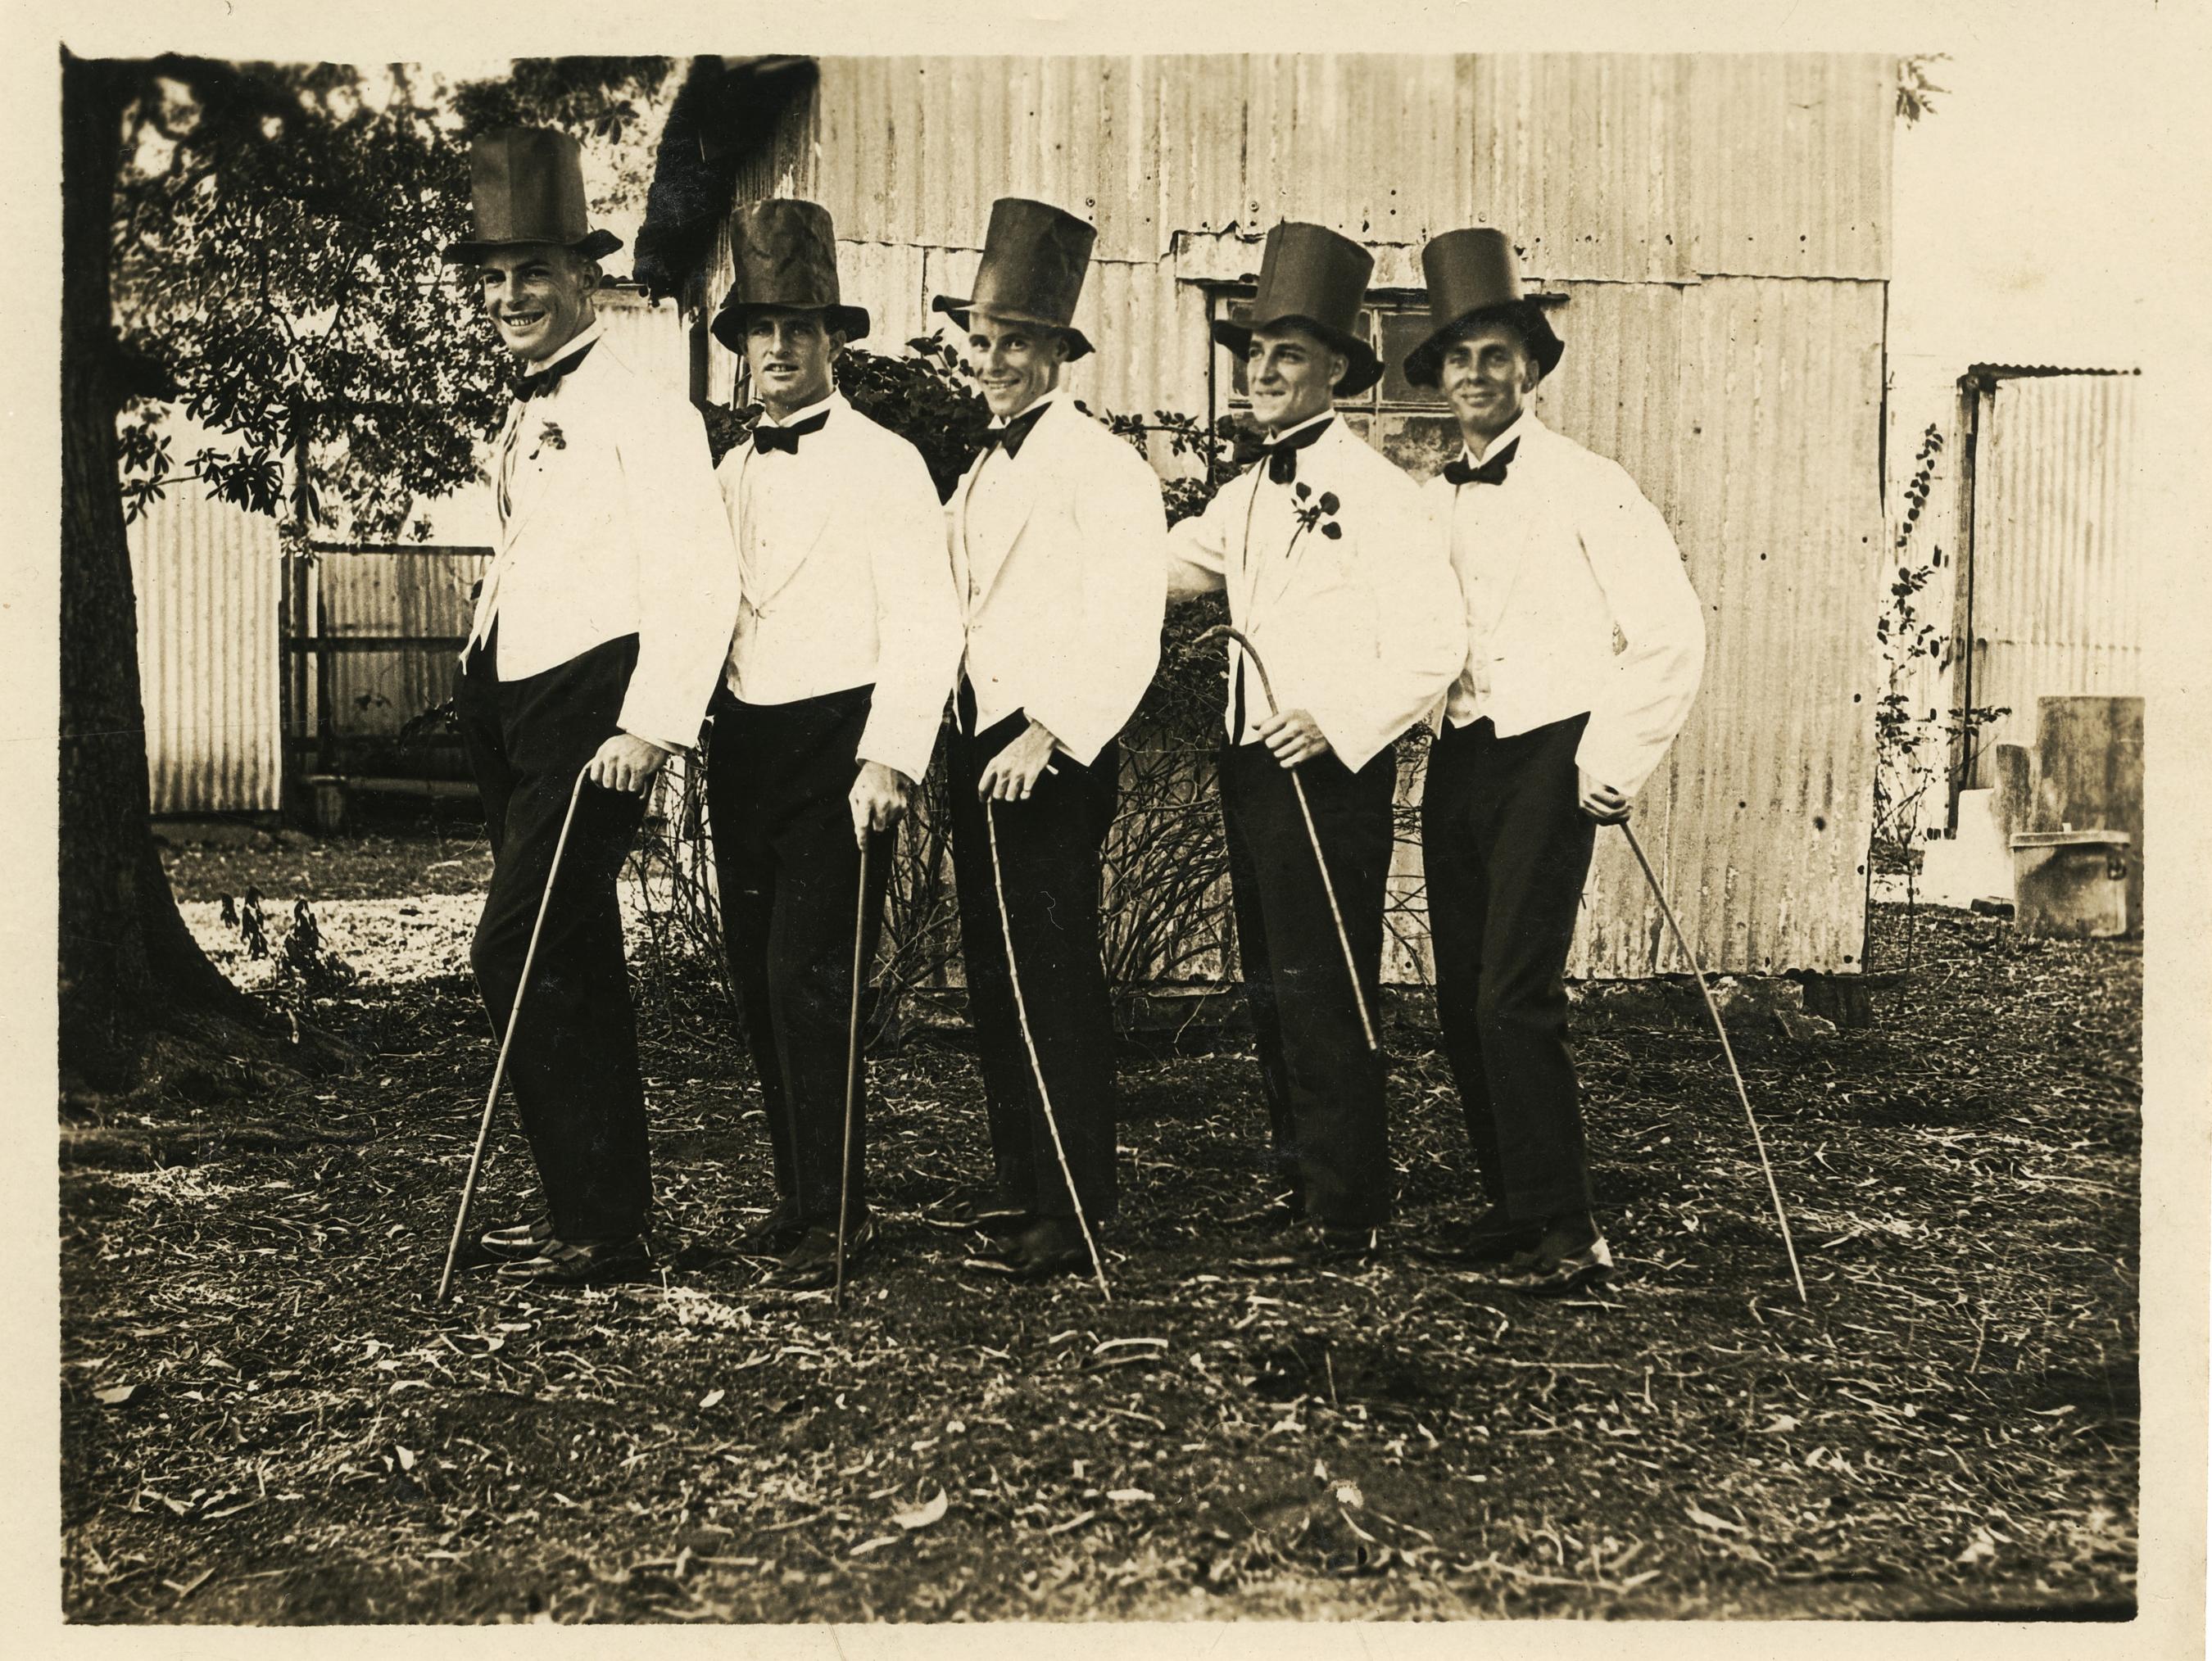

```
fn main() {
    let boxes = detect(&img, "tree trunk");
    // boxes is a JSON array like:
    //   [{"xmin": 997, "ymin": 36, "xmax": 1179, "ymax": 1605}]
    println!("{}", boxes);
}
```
[{"xmin": 59, "ymin": 51, "xmax": 257, "ymax": 1089}]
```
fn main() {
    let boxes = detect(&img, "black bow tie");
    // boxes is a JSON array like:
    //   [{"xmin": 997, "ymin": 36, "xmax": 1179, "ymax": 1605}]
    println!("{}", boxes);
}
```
[
  {"xmin": 752, "ymin": 407, "xmax": 832, "ymax": 455},
  {"xmin": 1444, "ymin": 437, "xmax": 1519, "ymax": 488},
  {"xmin": 513, "ymin": 339, "xmax": 596, "ymax": 402},
  {"xmin": 981, "ymin": 401, "xmax": 1051, "ymax": 460},
  {"xmin": 1261, "ymin": 417, "xmax": 1334, "ymax": 485}
]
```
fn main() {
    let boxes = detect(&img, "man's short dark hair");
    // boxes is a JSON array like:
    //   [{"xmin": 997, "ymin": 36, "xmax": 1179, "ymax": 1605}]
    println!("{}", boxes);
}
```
[{"xmin": 1439, "ymin": 309, "xmax": 1540, "ymax": 364}]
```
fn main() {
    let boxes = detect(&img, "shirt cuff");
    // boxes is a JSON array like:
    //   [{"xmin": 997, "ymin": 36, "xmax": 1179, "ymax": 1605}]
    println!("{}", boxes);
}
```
[
  {"xmin": 1572, "ymin": 725, "xmax": 1657, "ymax": 799},
  {"xmin": 1305, "ymin": 702, "xmax": 1391, "ymax": 775}
]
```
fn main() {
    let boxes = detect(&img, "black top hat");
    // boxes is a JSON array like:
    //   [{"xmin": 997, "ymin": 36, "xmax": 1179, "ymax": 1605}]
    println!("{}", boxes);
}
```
[
  {"xmin": 1401, "ymin": 229, "xmax": 1566, "ymax": 388},
  {"xmin": 710, "ymin": 200, "xmax": 870, "ymax": 352},
  {"xmin": 445, "ymin": 128, "xmax": 622, "ymax": 266},
  {"xmin": 931, "ymin": 198, "xmax": 1096, "ymax": 361},
  {"xmin": 1210, "ymin": 223, "xmax": 1384, "ymax": 399}
]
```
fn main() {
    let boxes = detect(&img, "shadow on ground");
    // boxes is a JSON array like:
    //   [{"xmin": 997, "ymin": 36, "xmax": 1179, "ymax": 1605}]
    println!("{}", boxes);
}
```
[{"xmin": 61, "ymin": 839, "xmax": 2140, "ymax": 1623}]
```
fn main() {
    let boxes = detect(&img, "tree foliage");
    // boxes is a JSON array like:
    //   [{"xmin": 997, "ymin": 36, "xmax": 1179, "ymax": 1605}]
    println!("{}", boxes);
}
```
[
  {"xmin": 60, "ymin": 52, "xmax": 673, "ymax": 1087},
  {"xmin": 111, "ymin": 56, "xmax": 673, "ymax": 539},
  {"xmin": 1871, "ymin": 423, "xmax": 2010, "ymax": 972},
  {"xmin": 1896, "ymin": 55, "xmax": 1950, "ymax": 127}
]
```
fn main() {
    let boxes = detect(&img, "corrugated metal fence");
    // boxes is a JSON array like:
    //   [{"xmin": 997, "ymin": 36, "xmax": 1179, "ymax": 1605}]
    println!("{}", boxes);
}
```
[
  {"xmin": 137, "ymin": 289, "xmax": 691, "ymax": 808},
  {"xmin": 129, "ymin": 487, "xmax": 283, "ymax": 814}
]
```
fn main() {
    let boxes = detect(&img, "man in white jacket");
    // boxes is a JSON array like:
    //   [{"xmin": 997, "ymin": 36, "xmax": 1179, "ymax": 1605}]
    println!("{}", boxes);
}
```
[
  {"xmin": 1167, "ymin": 223, "xmax": 1466, "ymax": 1260},
  {"xmin": 444, "ymin": 129, "xmax": 739, "ymax": 1286},
  {"xmin": 1406, "ymin": 228, "xmax": 1707, "ymax": 1294},
  {"xmin": 931, "ymin": 198, "xmax": 1167, "ymax": 1282},
  {"xmin": 705, "ymin": 200, "xmax": 963, "ymax": 1290}
]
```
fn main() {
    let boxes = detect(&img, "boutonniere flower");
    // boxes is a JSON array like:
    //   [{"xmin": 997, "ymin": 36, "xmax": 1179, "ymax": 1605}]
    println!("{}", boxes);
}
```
[
  {"xmin": 533, "ymin": 419, "xmax": 566, "ymax": 456},
  {"xmin": 1290, "ymin": 482, "xmax": 1343, "ymax": 549}
]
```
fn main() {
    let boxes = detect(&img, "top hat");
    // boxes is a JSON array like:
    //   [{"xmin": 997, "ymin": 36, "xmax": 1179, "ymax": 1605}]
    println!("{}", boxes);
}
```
[
  {"xmin": 1210, "ymin": 223, "xmax": 1384, "ymax": 399},
  {"xmin": 931, "ymin": 198, "xmax": 1096, "ymax": 361},
  {"xmin": 445, "ymin": 128, "xmax": 622, "ymax": 265},
  {"xmin": 710, "ymin": 200, "xmax": 871, "ymax": 352},
  {"xmin": 1400, "ymin": 228, "xmax": 1566, "ymax": 388}
]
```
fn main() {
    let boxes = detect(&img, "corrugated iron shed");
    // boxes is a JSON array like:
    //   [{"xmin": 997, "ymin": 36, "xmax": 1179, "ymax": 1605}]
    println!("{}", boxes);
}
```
[
  {"xmin": 679, "ymin": 51, "xmax": 1894, "ymax": 977},
  {"xmin": 1963, "ymin": 370, "xmax": 2142, "ymax": 783}
]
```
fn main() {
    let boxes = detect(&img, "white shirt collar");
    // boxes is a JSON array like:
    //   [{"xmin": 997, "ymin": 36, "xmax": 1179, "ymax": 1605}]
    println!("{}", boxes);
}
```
[
  {"xmin": 1462, "ymin": 408, "xmax": 1538, "ymax": 467},
  {"xmin": 990, "ymin": 387, "xmax": 1064, "ymax": 429},
  {"xmin": 519, "ymin": 317, "xmax": 605, "ymax": 386},
  {"xmin": 1266, "ymin": 409, "xmax": 1338, "ymax": 445},
  {"xmin": 759, "ymin": 387, "xmax": 846, "ymax": 428}
]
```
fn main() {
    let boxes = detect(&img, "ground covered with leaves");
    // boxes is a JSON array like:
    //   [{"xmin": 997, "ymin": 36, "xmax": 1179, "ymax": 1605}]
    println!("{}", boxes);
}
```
[{"xmin": 60, "ymin": 831, "xmax": 2139, "ymax": 1623}]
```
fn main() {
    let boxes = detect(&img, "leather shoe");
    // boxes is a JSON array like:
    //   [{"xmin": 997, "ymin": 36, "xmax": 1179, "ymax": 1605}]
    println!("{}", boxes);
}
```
[
  {"xmin": 1418, "ymin": 1206, "xmax": 1541, "ymax": 1266},
  {"xmin": 1226, "ymin": 1192, "xmax": 1306, "ymax": 1233},
  {"xmin": 1491, "ymin": 1236, "xmax": 1614, "ymax": 1296},
  {"xmin": 1491, "ymin": 1215, "xmax": 1614, "ymax": 1296},
  {"xmin": 737, "ymin": 1197, "xmax": 807, "ymax": 1253},
  {"xmin": 764, "ymin": 1215, "xmax": 878, "ymax": 1291},
  {"xmin": 478, "ymin": 1215, "xmax": 555, "ymax": 1261},
  {"xmin": 923, "ymin": 1188, "xmax": 1031, "ymax": 1239},
  {"xmin": 496, "ymin": 1234, "xmax": 654, "ymax": 1287},
  {"xmin": 963, "ymin": 1216, "xmax": 1095, "ymax": 1282},
  {"xmin": 1232, "ymin": 1220, "xmax": 1384, "ymax": 1269}
]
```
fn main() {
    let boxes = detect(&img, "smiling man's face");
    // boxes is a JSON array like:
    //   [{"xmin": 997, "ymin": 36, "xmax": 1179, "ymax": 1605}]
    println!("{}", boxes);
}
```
[
  {"xmin": 963, "ymin": 312, "xmax": 1069, "ymax": 420},
  {"xmin": 478, "ymin": 244, "xmax": 599, "ymax": 364},
  {"xmin": 1245, "ymin": 322, "xmax": 1346, "ymax": 435},
  {"xmin": 1439, "ymin": 317, "xmax": 1539, "ymax": 450}
]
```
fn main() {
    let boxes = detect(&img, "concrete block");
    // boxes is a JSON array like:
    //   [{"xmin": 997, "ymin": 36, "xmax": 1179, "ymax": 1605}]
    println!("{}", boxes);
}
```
[
  {"xmin": 2011, "ymin": 829, "xmax": 2131, "ymax": 938},
  {"xmin": 2032, "ymin": 695, "xmax": 2144, "ymax": 930},
  {"xmin": 1920, "ymin": 787, "xmax": 2014, "ymax": 907}
]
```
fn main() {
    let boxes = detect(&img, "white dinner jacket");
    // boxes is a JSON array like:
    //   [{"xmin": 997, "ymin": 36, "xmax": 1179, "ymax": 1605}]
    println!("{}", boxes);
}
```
[
  {"xmin": 1425, "ymin": 411, "xmax": 1707, "ymax": 797},
  {"xmin": 1167, "ymin": 417, "xmax": 1467, "ymax": 772},
  {"xmin": 948, "ymin": 396, "xmax": 1166, "ymax": 767},
  {"xmin": 715, "ymin": 392, "xmax": 963, "ymax": 783},
  {"xmin": 465, "ymin": 327, "xmax": 739, "ymax": 754}
]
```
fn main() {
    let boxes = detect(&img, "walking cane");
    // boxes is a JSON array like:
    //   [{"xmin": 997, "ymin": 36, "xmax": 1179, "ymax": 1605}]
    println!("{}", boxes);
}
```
[
  {"xmin": 435, "ymin": 769, "xmax": 592, "ymax": 1304},
  {"xmin": 985, "ymin": 799, "xmax": 1113, "ymax": 1301},
  {"xmin": 1617, "ymin": 822, "xmax": 1807, "ymax": 1305},
  {"xmin": 1194, "ymin": 624, "xmax": 1378, "ymax": 1052},
  {"xmin": 832, "ymin": 837, "xmax": 870, "ymax": 1312}
]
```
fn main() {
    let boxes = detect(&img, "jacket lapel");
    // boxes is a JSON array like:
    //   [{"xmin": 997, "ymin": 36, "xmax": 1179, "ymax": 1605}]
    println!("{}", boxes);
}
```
[
  {"xmin": 1463, "ymin": 420, "xmax": 1541, "ymax": 638},
  {"xmin": 1232, "ymin": 460, "xmax": 1271, "ymax": 622},
  {"xmin": 500, "ymin": 382, "xmax": 587, "ymax": 550},
  {"xmin": 960, "ymin": 410, "xmax": 1045, "ymax": 609},
  {"xmin": 743, "ymin": 446, "xmax": 843, "ymax": 618},
  {"xmin": 950, "ymin": 452, "xmax": 985, "ymax": 610},
  {"xmin": 1250, "ymin": 421, "xmax": 1341, "ymax": 621}
]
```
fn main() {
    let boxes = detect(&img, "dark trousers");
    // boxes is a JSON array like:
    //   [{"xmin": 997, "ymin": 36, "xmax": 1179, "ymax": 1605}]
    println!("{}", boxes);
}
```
[
  {"xmin": 456, "ymin": 631, "xmax": 653, "ymax": 1242},
  {"xmin": 949, "ymin": 690, "xmax": 1121, "ymax": 1223},
  {"xmin": 1221, "ymin": 740, "xmax": 1397, "ymax": 1229},
  {"xmin": 705, "ymin": 685, "xmax": 894, "ymax": 1227},
  {"xmin": 1421, "ymin": 713, "xmax": 1598, "ymax": 1221}
]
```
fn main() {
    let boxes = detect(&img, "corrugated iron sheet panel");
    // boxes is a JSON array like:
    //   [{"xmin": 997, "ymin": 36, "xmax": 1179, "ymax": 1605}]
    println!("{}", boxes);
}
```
[
  {"xmin": 1377, "ymin": 277, "xmax": 1887, "ymax": 979},
  {"xmin": 596, "ymin": 290, "xmax": 691, "ymax": 402},
  {"xmin": 1966, "ymin": 373, "xmax": 2142, "ymax": 781},
  {"xmin": 317, "ymin": 549, "xmax": 489, "ymax": 738},
  {"xmin": 1681, "ymin": 55, "xmax": 1892, "ymax": 279},
  {"xmin": 128, "ymin": 490, "xmax": 282, "ymax": 814},
  {"xmin": 1575, "ymin": 276, "xmax": 1884, "ymax": 977},
  {"xmin": 805, "ymin": 53, "xmax": 1888, "ymax": 281}
]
